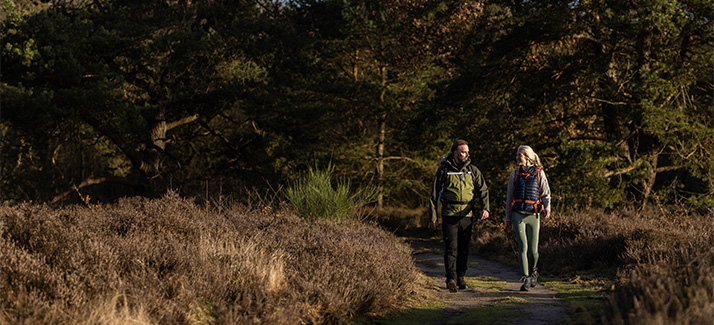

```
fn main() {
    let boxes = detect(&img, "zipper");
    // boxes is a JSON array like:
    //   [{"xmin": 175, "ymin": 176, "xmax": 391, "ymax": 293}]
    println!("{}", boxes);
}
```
[{"xmin": 446, "ymin": 170, "xmax": 473, "ymax": 203}]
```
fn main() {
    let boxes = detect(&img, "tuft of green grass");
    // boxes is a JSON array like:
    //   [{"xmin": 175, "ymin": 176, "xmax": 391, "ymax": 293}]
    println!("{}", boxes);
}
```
[
  {"xmin": 542, "ymin": 278, "xmax": 610, "ymax": 325},
  {"xmin": 447, "ymin": 304, "xmax": 528, "ymax": 325},
  {"xmin": 370, "ymin": 303, "xmax": 449, "ymax": 325},
  {"xmin": 285, "ymin": 164, "xmax": 377, "ymax": 222},
  {"xmin": 497, "ymin": 296, "xmax": 528, "ymax": 304},
  {"xmin": 464, "ymin": 276, "xmax": 509, "ymax": 293}
]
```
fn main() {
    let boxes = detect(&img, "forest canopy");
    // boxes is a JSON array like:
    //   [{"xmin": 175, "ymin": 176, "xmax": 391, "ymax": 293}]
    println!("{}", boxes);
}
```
[{"xmin": 2, "ymin": 0, "xmax": 712, "ymax": 213}]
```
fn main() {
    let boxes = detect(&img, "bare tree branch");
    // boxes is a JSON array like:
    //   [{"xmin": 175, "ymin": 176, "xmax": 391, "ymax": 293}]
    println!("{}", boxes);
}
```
[
  {"xmin": 166, "ymin": 113, "xmax": 200, "ymax": 131},
  {"xmin": 51, "ymin": 176, "xmax": 141, "ymax": 204},
  {"xmin": 655, "ymin": 165, "xmax": 684, "ymax": 173},
  {"xmin": 80, "ymin": 111, "xmax": 144, "ymax": 173},
  {"xmin": 603, "ymin": 159, "xmax": 644, "ymax": 178},
  {"xmin": 196, "ymin": 118, "xmax": 238, "ymax": 151}
]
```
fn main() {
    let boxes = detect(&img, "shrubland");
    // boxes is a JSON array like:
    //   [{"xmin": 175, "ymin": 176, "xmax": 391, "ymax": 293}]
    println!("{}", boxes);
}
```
[
  {"xmin": 0, "ymin": 193, "xmax": 423, "ymax": 324},
  {"xmin": 471, "ymin": 204, "xmax": 714, "ymax": 324}
]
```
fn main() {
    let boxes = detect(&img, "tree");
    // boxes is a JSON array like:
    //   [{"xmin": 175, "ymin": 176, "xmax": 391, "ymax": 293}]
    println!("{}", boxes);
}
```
[
  {"xmin": 1, "ymin": 0, "xmax": 277, "ymax": 202},
  {"xmin": 430, "ymin": 0, "xmax": 713, "ymax": 211},
  {"xmin": 289, "ymin": 0, "xmax": 483, "ymax": 209}
]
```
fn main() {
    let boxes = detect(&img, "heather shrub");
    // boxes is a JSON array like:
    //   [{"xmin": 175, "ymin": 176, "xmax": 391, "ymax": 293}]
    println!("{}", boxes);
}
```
[
  {"xmin": 472, "ymin": 210, "xmax": 626, "ymax": 276},
  {"xmin": 608, "ymin": 207, "xmax": 714, "ymax": 325},
  {"xmin": 610, "ymin": 249, "xmax": 714, "ymax": 325},
  {"xmin": 285, "ymin": 165, "xmax": 377, "ymax": 222},
  {"xmin": 0, "ymin": 192, "xmax": 423, "ymax": 324},
  {"xmin": 472, "ymin": 205, "xmax": 714, "ymax": 324}
]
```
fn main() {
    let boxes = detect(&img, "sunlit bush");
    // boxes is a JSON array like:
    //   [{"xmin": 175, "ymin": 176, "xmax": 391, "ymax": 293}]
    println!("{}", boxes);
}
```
[
  {"xmin": 0, "ymin": 192, "xmax": 422, "ymax": 323},
  {"xmin": 472, "ymin": 204, "xmax": 714, "ymax": 324}
]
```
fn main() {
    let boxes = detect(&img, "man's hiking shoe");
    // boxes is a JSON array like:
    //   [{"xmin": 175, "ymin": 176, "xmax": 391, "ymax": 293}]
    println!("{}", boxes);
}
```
[
  {"xmin": 457, "ymin": 277, "xmax": 468, "ymax": 290},
  {"xmin": 530, "ymin": 268, "xmax": 539, "ymax": 288},
  {"xmin": 446, "ymin": 279, "xmax": 458, "ymax": 292},
  {"xmin": 520, "ymin": 276, "xmax": 532, "ymax": 291}
]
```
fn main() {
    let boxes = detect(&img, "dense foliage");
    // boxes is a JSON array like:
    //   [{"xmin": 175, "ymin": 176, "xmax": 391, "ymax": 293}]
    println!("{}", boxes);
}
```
[{"xmin": 2, "ymin": 0, "xmax": 712, "ymax": 212}]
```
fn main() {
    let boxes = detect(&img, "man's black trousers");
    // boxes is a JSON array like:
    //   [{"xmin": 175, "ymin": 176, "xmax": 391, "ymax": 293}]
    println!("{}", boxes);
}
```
[{"xmin": 442, "ymin": 215, "xmax": 473, "ymax": 281}]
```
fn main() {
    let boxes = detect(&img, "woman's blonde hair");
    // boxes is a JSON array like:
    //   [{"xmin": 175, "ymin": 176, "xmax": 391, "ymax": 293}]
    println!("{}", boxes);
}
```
[{"xmin": 517, "ymin": 145, "xmax": 542, "ymax": 168}]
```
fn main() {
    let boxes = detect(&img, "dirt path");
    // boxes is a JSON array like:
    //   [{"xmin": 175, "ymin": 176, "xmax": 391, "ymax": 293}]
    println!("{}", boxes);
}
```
[{"xmin": 403, "ymin": 234, "xmax": 569, "ymax": 325}]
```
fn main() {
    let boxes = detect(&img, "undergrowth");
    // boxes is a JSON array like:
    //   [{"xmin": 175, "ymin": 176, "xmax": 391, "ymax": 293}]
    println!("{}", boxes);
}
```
[
  {"xmin": 470, "ymin": 204, "xmax": 714, "ymax": 324},
  {"xmin": 0, "ymin": 192, "xmax": 423, "ymax": 324},
  {"xmin": 285, "ymin": 165, "xmax": 377, "ymax": 222}
]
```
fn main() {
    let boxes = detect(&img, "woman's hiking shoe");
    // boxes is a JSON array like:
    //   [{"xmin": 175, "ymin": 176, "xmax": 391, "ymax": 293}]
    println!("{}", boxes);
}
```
[
  {"xmin": 446, "ymin": 279, "xmax": 458, "ymax": 292},
  {"xmin": 530, "ymin": 268, "xmax": 539, "ymax": 288},
  {"xmin": 519, "ymin": 276, "xmax": 532, "ymax": 291},
  {"xmin": 457, "ymin": 277, "xmax": 468, "ymax": 290}
]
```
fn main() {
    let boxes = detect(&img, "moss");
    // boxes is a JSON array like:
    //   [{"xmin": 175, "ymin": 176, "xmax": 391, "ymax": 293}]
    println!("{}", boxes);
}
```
[
  {"xmin": 447, "ymin": 304, "xmax": 528, "ymax": 325},
  {"xmin": 464, "ymin": 276, "xmax": 509, "ymax": 293},
  {"xmin": 542, "ymin": 279, "xmax": 611, "ymax": 325}
]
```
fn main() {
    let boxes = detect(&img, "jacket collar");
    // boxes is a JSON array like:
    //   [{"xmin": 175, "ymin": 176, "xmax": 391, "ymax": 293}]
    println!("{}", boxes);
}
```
[
  {"xmin": 445, "ymin": 155, "xmax": 470, "ymax": 172},
  {"xmin": 519, "ymin": 165, "xmax": 537, "ymax": 173}
]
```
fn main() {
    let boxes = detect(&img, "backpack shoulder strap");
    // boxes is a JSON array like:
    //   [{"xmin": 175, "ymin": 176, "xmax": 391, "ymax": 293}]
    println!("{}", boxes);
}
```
[
  {"xmin": 468, "ymin": 164, "xmax": 477, "ymax": 183},
  {"xmin": 439, "ymin": 158, "xmax": 448, "ymax": 184},
  {"xmin": 509, "ymin": 169, "xmax": 519, "ymax": 213},
  {"xmin": 534, "ymin": 167, "xmax": 543, "ymax": 213}
]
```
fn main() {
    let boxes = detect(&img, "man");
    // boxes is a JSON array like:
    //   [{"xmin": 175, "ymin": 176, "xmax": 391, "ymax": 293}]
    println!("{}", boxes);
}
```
[{"xmin": 429, "ymin": 139, "xmax": 490, "ymax": 292}]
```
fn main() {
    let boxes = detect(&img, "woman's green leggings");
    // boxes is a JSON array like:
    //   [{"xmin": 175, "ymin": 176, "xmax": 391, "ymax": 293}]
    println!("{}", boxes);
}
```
[{"xmin": 511, "ymin": 211, "xmax": 540, "ymax": 276}]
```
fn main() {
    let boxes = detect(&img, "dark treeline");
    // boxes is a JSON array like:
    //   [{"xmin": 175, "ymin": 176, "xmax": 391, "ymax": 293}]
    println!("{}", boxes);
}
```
[{"xmin": 2, "ymin": 0, "xmax": 712, "ymax": 213}]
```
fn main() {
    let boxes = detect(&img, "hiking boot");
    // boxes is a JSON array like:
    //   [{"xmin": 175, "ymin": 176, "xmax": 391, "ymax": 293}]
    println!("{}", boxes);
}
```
[
  {"xmin": 520, "ymin": 276, "xmax": 532, "ymax": 291},
  {"xmin": 530, "ymin": 268, "xmax": 539, "ymax": 288},
  {"xmin": 457, "ymin": 277, "xmax": 468, "ymax": 290},
  {"xmin": 446, "ymin": 279, "xmax": 457, "ymax": 292}
]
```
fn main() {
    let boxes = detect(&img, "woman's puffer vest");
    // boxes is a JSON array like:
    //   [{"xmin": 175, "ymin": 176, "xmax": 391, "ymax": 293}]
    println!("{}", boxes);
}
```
[{"xmin": 511, "ymin": 165, "xmax": 541, "ymax": 213}]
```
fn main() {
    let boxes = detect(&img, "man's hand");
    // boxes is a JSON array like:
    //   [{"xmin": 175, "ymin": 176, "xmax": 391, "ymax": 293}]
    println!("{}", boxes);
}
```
[
  {"xmin": 505, "ymin": 221, "xmax": 512, "ymax": 230},
  {"xmin": 544, "ymin": 209, "xmax": 551, "ymax": 219},
  {"xmin": 428, "ymin": 221, "xmax": 438, "ymax": 230},
  {"xmin": 479, "ymin": 210, "xmax": 490, "ymax": 220}
]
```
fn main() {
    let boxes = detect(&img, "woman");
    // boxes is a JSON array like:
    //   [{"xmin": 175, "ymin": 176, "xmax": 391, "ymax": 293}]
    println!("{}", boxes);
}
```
[{"xmin": 505, "ymin": 145, "xmax": 551, "ymax": 291}]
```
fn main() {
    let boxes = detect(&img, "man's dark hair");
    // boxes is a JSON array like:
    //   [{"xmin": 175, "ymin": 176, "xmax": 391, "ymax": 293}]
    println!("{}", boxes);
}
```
[{"xmin": 450, "ymin": 139, "xmax": 469, "ymax": 155}]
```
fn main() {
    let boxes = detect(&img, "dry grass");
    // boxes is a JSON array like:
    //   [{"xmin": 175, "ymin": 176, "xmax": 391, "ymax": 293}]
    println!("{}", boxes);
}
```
[
  {"xmin": 0, "ymin": 192, "xmax": 424, "ymax": 324},
  {"xmin": 471, "ymin": 204, "xmax": 714, "ymax": 324}
]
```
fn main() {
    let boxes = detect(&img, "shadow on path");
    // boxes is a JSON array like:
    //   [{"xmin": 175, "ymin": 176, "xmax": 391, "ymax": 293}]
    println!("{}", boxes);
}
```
[{"xmin": 399, "ymin": 230, "xmax": 569, "ymax": 325}]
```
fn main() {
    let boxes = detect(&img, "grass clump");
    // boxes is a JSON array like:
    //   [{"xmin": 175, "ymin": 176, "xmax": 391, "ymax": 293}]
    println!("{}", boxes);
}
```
[
  {"xmin": 285, "ymin": 165, "xmax": 377, "ymax": 222},
  {"xmin": 0, "ymin": 192, "xmax": 423, "ymax": 324},
  {"xmin": 370, "ymin": 303, "xmax": 448, "ymax": 325},
  {"xmin": 464, "ymin": 276, "xmax": 508, "ymax": 293},
  {"xmin": 447, "ymin": 304, "xmax": 527, "ymax": 325},
  {"xmin": 543, "ymin": 278, "xmax": 611, "ymax": 324}
]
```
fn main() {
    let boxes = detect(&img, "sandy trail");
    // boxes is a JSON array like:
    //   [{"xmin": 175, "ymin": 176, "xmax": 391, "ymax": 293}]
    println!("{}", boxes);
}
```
[{"xmin": 404, "ymin": 234, "xmax": 569, "ymax": 325}]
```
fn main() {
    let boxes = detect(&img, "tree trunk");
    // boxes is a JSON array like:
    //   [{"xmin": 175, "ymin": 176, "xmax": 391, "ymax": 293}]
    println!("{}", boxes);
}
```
[
  {"xmin": 376, "ymin": 65, "xmax": 387, "ymax": 212},
  {"xmin": 641, "ymin": 153, "xmax": 659, "ymax": 209},
  {"xmin": 353, "ymin": 49, "xmax": 360, "ymax": 82},
  {"xmin": 376, "ymin": 113, "xmax": 386, "ymax": 211},
  {"xmin": 142, "ymin": 107, "xmax": 167, "ymax": 177}
]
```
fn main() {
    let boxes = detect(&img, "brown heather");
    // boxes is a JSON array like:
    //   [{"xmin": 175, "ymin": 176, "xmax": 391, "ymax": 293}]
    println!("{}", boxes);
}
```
[
  {"xmin": 472, "ymin": 205, "xmax": 714, "ymax": 324},
  {"xmin": 0, "ymin": 192, "xmax": 423, "ymax": 324}
]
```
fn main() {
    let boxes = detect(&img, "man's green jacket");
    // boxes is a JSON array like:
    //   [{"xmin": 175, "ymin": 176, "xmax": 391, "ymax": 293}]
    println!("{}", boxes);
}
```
[{"xmin": 429, "ymin": 156, "xmax": 490, "ymax": 222}]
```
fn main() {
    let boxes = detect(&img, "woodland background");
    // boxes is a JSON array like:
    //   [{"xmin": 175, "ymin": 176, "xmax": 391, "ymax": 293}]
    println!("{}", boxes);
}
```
[
  {"xmin": 2, "ymin": 1, "xmax": 714, "ymax": 324},
  {"xmin": 2, "ymin": 0, "xmax": 713, "ymax": 214}
]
